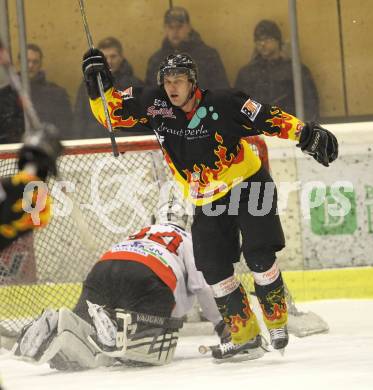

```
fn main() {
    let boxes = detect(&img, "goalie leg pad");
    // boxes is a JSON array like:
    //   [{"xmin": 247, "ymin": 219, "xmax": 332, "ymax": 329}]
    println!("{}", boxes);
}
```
[
  {"xmin": 47, "ymin": 331, "xmax": 116, "ymax": 370},
  {"xmin": 14, "ymin": 308, "xmax": 58, "ymax": 359},
  {"xmin": 47, "ymin": 308, "xmax": 116, "ymax": 370},
  {"xmin": 16, "ymin": 308, "xmax": 116, "ymax": 370},
  {"xmin": 98, "ymin": 309, "xmax": 183, "ymax": 365},
  {"xmin": 125, "ymin": 322, "xmax": 180, "ymax": 366}
]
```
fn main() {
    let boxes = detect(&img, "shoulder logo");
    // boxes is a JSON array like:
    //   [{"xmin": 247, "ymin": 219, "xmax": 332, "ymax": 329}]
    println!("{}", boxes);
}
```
[
  {"xmin": 119, "ymin": 87, "xmax": 133, "ymax": 100},
  {"xmin": 241, "ymin": 98, "xmax": 262, "ymax": 121}
]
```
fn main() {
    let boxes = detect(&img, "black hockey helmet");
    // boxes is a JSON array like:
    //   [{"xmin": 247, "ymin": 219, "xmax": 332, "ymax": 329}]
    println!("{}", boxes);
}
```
[{"xmin": 157, "ymin": 53, "xmax": 198, "ymax": 86}]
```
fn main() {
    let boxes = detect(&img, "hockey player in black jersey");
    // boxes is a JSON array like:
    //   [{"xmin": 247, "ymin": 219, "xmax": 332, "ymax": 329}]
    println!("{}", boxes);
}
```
[
  {"xmin": 0, "ymin": 42, "xmax": 62, "ymax": 389},
  {"xmin": 81, "ymin": 49, "xmax": 338, "ymax": 357},
  {"xmin": 0, "ymin": 41, "xmax": 62, "ymax": 252}
]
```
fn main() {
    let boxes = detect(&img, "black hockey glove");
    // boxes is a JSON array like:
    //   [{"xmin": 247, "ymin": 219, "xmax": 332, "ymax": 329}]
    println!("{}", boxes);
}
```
[
  {"xmin": 82, "ymin": 48, "xmax": 114, "ymax": 100},
  {"xmin": 214, "ymin": 320, "xmax": 231, "ymax": 344},
  {"xmin": 18, "ymin": 122, "xmax": 63, "ymax": 180},
  {"xmin": 296, "ymin": 122, "xmax": 338, "ymax": 167}
]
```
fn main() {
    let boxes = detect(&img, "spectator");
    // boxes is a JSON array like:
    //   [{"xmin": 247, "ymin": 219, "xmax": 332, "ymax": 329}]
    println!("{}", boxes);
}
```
[
  {"xmin": 235, "ymin": 20, "xmax": 319, "ymax": 121},
  {"xmin": 73, "ymin": 36, "xmax": 147, "ymax": 139},
  {"xmin": 0, "ymin": 42, "xmax": 24, "ymax": 144},
  {"xmin": 145, "ymin": 6, "xmax": 229, "ymax": 90},
  {"xmin": 0, "ymin": 84, "xmax": 24, "ymax": 144},
  {"xmin": 26, "ymin": 44, "xmax": 73, "ymax": 136}
]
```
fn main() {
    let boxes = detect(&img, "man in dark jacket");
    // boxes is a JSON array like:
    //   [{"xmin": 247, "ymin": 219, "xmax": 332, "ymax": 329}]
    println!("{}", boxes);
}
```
[
  {"xmin": 1, "ymin": 42, "xmax": 24, "ymax": 144},
  {"xmin": 27, "ymin": 44, "xmax": 73, "ymax": 137},
  {"xmin": 235, "ymin": 20, "xmax": 319, "ymax": 122},
  {"xmin": 145, "ymin": 6, "xmax": 229, "ymax": 90},
  {"xmin": 0, "ymin": 85, "xmax": 24, "ymax": 144},
  {"xmin": 72, "ymin": 37, "xmax": 148, "ymax": 139}
]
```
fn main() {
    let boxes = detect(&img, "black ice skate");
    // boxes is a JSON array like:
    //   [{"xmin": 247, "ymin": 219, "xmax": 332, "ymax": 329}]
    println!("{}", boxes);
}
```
[
  {"xmin": 211, "ymin": 334, "xmax": 264, "ymax": 362},
  {"xmin": 268, "ymin": 326, "xmax": 289, "ymax": 354}
]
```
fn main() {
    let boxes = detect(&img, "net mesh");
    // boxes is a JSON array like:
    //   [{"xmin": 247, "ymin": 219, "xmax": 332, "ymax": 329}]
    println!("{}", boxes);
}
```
[{"xmin": 0, "ymin": 136, "xmax": 266, "ymax": 335}]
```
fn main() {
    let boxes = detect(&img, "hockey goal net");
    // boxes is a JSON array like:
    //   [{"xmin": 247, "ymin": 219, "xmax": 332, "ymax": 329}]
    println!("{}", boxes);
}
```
[{"xmin": 0, "ymin": 135, "xmax": 268, "ymax": 337}]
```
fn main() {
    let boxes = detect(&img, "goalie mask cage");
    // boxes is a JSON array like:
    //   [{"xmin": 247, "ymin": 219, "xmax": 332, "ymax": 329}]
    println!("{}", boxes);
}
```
[{"xmin": 0, "ymin": 135, "xmax": 268, "ymax": 337}]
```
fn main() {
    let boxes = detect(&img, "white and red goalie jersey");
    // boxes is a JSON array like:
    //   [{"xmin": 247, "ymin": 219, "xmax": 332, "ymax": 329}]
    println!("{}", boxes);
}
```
[{"xmin": 100, "ymin": 223, "xmax": 221, "ymax": 323}]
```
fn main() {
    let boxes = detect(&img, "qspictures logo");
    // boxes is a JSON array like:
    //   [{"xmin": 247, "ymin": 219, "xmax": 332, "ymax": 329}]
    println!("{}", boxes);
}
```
[{"xmin": 310, "ymin": 186, "xmax": 357, "ymax": 235}]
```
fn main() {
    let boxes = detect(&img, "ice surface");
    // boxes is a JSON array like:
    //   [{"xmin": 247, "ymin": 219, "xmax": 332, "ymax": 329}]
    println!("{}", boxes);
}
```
[{"xmin": 1, "ymin": 300, "xmax": 373, "ymax": 390}]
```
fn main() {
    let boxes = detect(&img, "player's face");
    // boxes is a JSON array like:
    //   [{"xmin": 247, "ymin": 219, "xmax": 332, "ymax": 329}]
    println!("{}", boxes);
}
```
[
  {"xmin": 255, "ymin": 36, "xmax": 281, "ymax": 60},
  {"xmin": 101, "ymin": 47, "xmax": 123, "ymax": 73},
  {"xmin": 164, "ymin": 22, "xmax": 191, "ymax": 48},
  {"xmin": 27, "ymin": 49, "xmax": 42, "ymax": 79},
  {"xmin": 164, "ymin": 73, "xmax": 194, "ymax": 110}
]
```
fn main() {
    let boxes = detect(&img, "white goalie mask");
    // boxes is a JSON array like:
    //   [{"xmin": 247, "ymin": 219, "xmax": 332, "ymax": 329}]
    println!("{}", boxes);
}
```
[{"xmin": 156, "ymin": 193, "xmax": 189, "ymax": 230}]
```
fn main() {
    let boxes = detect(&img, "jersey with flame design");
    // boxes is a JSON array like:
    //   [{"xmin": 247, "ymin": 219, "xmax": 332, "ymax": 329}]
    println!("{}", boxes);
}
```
[
  {"xmin": 0, "ymin": 171, "xmax": 51, "ymax": 250},
  {"xmin": 89, "ymin": 87, "xmax": 304, "ymax": 205}
]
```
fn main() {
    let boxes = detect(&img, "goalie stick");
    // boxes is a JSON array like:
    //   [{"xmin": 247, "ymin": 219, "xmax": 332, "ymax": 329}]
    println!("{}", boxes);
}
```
[
  {"xmin": 0, "ymin": 39, "xmax": 99, "ymax": 253},
  {"xmin": 77, "ymin": 0, "xmax": 119, "ymax": 157}
]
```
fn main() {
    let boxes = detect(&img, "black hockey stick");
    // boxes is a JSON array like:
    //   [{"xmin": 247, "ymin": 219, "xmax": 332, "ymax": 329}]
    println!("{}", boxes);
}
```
[{"xmin": 77, "ymin": 0, "xmax": 119, "ymax": 157}]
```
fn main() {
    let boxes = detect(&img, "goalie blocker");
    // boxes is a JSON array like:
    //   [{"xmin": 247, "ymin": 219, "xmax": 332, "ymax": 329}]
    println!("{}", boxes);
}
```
[{"xmin": 13, "ymin": 306, "xmax": 183, "ymax": 369}]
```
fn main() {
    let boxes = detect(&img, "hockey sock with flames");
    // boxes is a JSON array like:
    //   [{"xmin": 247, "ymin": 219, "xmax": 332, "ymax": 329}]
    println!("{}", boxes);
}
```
[
  {"xmin": 252, "ymin": 261, "xmax": 288, "ymax": 330},
  {"xmin": 212, "ymin": 276, "xmax": 260, "ymax": 344}
]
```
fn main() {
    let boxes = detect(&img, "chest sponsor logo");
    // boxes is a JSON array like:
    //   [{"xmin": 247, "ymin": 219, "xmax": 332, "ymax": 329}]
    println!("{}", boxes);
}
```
[
  {"xmin": 147, "ymin": 100, "xmax": 176, "ymax": 119},
  {"xmin": 188, "ymin": 106, "xmax": 219, "ymax": 129},
  {"xmin": 153, "ymin": 99, "xmax": 168, "ymax": 107},
  {"xmin": 156, "ymin": 122, "xmax": 209, "ymax": 140},
  {"xmin": 241, "ymin": 98, "xmax": 262, "ymax": 121}
]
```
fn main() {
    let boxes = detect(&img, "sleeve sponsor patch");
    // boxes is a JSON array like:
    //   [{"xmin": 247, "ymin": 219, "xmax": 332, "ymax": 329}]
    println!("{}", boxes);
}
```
[
  {"xmin": 241, "ymin": 98, "xmax": 262, "ymax": 121},
  {"xmin": 119, "ymin": 87, "xmax": 133, "ymax": 100}
]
